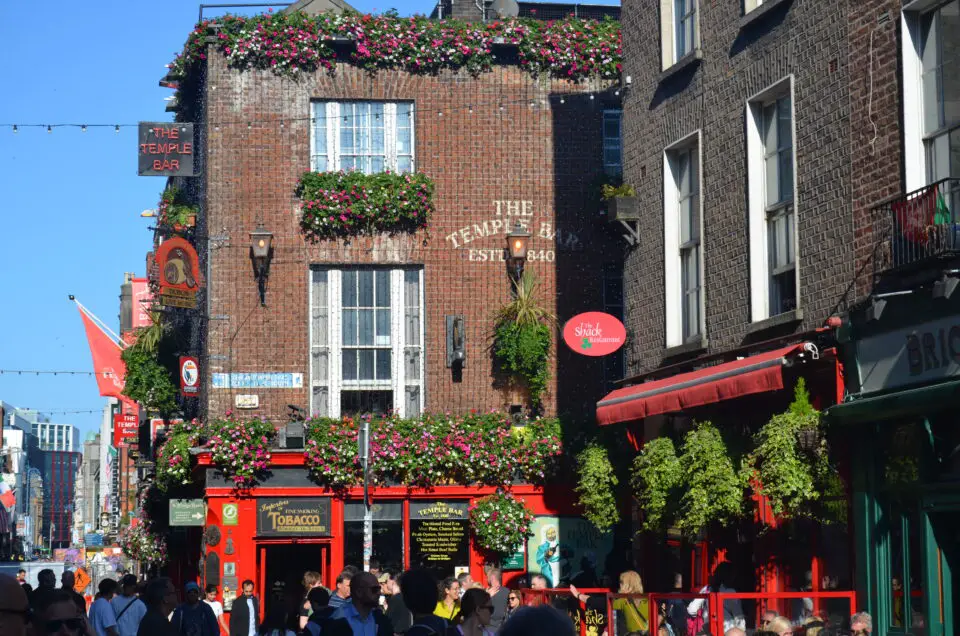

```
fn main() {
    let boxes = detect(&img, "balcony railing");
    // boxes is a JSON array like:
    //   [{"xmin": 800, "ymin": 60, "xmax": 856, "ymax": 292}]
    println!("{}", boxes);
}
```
[{"xmin": 881, "ymin": 178, "xmax": 960, "ymax": 273}]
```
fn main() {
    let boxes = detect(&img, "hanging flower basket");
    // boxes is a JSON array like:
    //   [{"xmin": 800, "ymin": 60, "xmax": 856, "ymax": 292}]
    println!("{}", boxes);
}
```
[
  {"xmin": 206, "ymin": 414, "xmax": 275, "ymax": 488},
  {"xmin": 469, "ymin": 491, "xmax": 535, "ymax": 556}
]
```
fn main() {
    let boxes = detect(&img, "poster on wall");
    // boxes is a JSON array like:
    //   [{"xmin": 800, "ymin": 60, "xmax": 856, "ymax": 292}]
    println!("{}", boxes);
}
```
[
  {"xmin": 409, "ymin": 501, "xmax": 470, "ymax": 579},
  {"xmin": 525, "ymin": 516, "xmax": 614, "ymax": 589}
]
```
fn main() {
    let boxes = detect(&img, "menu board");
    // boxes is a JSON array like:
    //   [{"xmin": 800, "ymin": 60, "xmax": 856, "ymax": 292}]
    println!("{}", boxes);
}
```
[
  {"xmin": 256, "ymin": 498, "xmax": 332, "ymax": 537},
  {"xmin": 409, "ymin": 501, "xmax": 469, "ymax": 577}
]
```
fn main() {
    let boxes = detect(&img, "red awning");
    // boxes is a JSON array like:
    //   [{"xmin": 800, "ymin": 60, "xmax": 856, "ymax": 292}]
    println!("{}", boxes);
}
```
[{"xmin": 596, "ymin": 343, "xmax": 810, "ymax": 426}]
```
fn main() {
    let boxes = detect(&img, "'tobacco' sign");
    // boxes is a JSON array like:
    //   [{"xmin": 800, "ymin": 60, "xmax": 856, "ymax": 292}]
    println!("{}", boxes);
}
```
[
  {"xmin": 138, "ymin": 122, "xmax": 194, "ymax": 176},
  {"xmin": 562, "ymin": 312, "xmax": 626, "ymax": 357}
]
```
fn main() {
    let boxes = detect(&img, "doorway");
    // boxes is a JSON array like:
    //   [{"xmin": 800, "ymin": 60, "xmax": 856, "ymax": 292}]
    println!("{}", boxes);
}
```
[{"xmin": 260, "ymin": 543, "xmax": 329, "ymax": 630}]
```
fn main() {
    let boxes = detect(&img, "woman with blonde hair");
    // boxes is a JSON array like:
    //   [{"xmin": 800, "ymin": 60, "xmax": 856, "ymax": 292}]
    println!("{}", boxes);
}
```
[{"xmin": 571, "ymin": 570, "xmax": 649, "ymax": 634}]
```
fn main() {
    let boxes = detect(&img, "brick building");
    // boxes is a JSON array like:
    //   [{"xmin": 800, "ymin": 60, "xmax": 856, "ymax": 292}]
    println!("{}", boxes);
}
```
[
  {"xmin": 150, "ymin": 1, "xmax": 627, "ymax": 614},
  {"xmin": 599, "ymin": 0, "xmax": 958, "ymax": 630}
]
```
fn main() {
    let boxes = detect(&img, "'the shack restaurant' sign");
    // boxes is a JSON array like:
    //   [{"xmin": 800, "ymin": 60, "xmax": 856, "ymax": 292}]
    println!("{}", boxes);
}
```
[
  {"xmin": 256, "ymin": 498, "xmax": 332, "ymax": 537},
  {"xmin": 138, "ymin": 122, "xmax": 194, "ymax": 176},
  {"xmin": 562, "ymin": 312, "xmax": 626, "ymax": 357}
]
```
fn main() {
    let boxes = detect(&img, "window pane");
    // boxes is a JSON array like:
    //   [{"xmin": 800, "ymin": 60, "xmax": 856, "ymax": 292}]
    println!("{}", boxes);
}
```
[
  {"xmin": 312, "ymin": 103, "xmax": 328, "ymax": 172},
  {"xmin": 376, "ymin": 349, "xmax": 392, "ymax": 380},
  {"xmin": 342, "ymin": 271, "xmax": 357, "ymax": 307},
  {"xmin": 311, "ymin": 270, "xmax": 328, "ymax": 346},
  {"xmin": 376, "ymin": 271, "xmax": 390, "ymax": 307},
  {"xmin": 685, "ymin": 13, "xmax": 695, "ymax": 55},
  {"xmin": 778, "ymin": 97, "xmax": 792, "ymax": 151},
  {"xmin": 311, "ymin": 386, "xmax": 329, "ymax": 417},
  {"xmin": 397, "ymin": 157, "xmax": 412, "ymax": 173},
  {"xmin": 341, "ymin": 390, "xmax": 393, "ymax": 416},
  {"xmin": 405, "ymin": 386, "xmax": 421, "ymax": 416},
  {"xmin": 358, "ymin": 270, "xmax": 374, "ymax": 307},
  {"xmin": 376, "ymin": 309, "xmax": 391, "ymax": 345},
  {"xmin": 358, "ymin": 349, "xmax": 375, "ymax": 380},
  {"xmin": 766, "ymin": 152, "xmax": 780, "ymax": 206},
  {"xmin": 779, "ymin": 149, "xmax": 794, "ymax": 201},
  {"xmin": 342, "ymin": 350, "xmax": 358, "ymax": 381},
  {"xmin": 405, "ymin": 348, "xmax": 421, "ymax": 380},
  {"xmin": 603, "ymin": 114, "xmax": 621, "ymax": 138},
  {"xmin": 763, "ymin": 103, "xmax": 777, "ymax": 153},
  {"xmin": 359, "ymin": 309, "xmax": 374, "ymax": 345},
  {"xmin": 342, "ymin": 309, "xmax": 357, "ymax": 345},
  {"xmin": 312, "ymin": 349, "xmax": 329, "ymax": 383}
]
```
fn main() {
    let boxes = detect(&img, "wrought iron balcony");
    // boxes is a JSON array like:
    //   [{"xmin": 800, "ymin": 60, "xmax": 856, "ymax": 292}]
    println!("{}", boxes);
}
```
[{"xmin": 879, "ymin": 178, "xmax": 960, "ymax": 275}]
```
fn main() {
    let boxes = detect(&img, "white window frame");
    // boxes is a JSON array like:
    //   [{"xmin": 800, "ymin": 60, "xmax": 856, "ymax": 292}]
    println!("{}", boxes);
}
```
[
  {"xmin": 743, "ymin": 0, "xmax": 765, "ymax": 13},
  {"xmin": 309, "ymin": 266, "xmax": 425, "ymax": 419},
  {"xmin": 660, "ymin": 0, "xmax": 698, "ymax": 70},
  {"xmin": 310, "ymin": 101, "xmax": 415, "ymax": 173},
  {"xmin": 746, "ymin": 76, "xmax": 799, "ymax": 323},
  {"xmin": 602, "ymin": 110, "xmax": 623, "ymax": 177},
  {"xmin": 664, "ymin": 131, "xmax": 704, "ymax": 348}
]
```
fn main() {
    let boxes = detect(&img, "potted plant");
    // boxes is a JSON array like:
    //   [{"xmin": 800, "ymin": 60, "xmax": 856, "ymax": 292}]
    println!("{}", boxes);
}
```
[{"xmin": 601, "ymin": 183, "xmax": 638, "ymax": 221}]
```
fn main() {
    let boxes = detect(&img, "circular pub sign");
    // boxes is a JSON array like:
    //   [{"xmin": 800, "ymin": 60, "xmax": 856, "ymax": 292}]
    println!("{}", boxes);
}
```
[{"xmin": 562, "ymin": 312, "xmax": 626, "ymax": 357}]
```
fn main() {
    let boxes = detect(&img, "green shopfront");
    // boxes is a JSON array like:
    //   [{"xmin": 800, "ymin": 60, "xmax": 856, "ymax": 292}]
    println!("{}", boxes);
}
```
[{"xmin": 829, "ymin": 292, "xmax": 960, "ymax": 636}]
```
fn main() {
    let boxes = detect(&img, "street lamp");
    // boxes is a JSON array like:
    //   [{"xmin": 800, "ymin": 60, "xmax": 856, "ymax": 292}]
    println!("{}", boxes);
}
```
[
  {"xmin": 505, "ymin": 222, "xmax": 531, "ymax": 280},
  {"xmin": 250, "ymin": 224, "xmax": 274, "ymax": 306}
]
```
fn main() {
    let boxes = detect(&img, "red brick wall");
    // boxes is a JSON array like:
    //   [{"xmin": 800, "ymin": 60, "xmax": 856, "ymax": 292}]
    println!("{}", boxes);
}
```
[{"xmin": 198, "ymin": 54, "xmax": 623, "ymax": 423}]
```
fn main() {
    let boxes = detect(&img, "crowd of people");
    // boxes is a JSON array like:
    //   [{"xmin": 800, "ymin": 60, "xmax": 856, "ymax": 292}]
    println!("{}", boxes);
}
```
[{"xmin": 0, "ymin": 563, "xmax": 875, "ymax": 636}]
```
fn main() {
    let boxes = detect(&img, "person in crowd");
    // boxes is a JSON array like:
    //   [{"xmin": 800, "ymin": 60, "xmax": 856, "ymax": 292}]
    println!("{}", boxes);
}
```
[
  {"xmin": 229, "ymin": 580, "xmax": 259, "ymax": 636},
  {"xmin": 686, "ymin": 563, "xmax": 745, "ymax": 634},
  {"xmin": 88, "ymin": 579, "xmax": 119, "ymax": 636},
  {"xmin": 138, "ymin": 578, "xmax": 177, "ymax": 636},
  {"xmin": 17, "ymin": 569, "xmax": 27, "ymax": 584},
  {"xmin": 369, "ymin": 560, "xmax": 382, "ymax": 579},
  {"xmin": 36, "ymin": 589, "xmax": 88, "ymax": 636},
  {"xmin": 763, "ymin": 616, "xmax": 792, "ymax": 636},
  {"xmin": 172, "ymin": 582, "xmax": 219, "ymax": 636},
  {"xmin": 402, "ymin": 570, "xmax": 450, "ymax": 636},
  {"xmin": 303, "ymin": 587, "xmax": 334, "ymax": 636},
  {"xmin": 498, "ymin": 605, "xmax": 575, "ymax": 636},
  {"xmin": 111, "ymin": 575, "xmax": 146, "ymax": 636},
  {"xmin": 329, "ymin": 571, "xmax": 354, "ymax": 610},
  {"xmin": 723, "ymin": 629, "xmax": 746, "ymax": 636},
  {"xmin": 607, "ymin": 570, "xmax": 649, "ymax": 634},
  {"xmin": 456, "ymin": 573, "xmax": 475, "ymax": 599},
  {"xmin": 323, "ymin": 572, "xmax": 394, "ymax": 636},
  {"xmin": 61, "ymin": 571, "xmax": 88, "ymax": 615},
  {"xmin": 802, "ymin": 618, "xmax": 826, "ymax": 636},
  {"xmin": 851, "ymin": 611, "xmax": 872, "ymax": 635},
  {"xmin": 257, "ymin": 607, "xmax": 296, "ymax": 636},
  {"xmin": 450, "ymin": 588, "xmax": 494, "ymax": 636},
  {"xmin": 504, "ymin": 591, "xmax": 520, "ymax": 624},
  {"xmin": 759, "ymin": 609, "xmax": 778, "ymax": 631},
  {"xmin": 435, "ymin": 577, "xmax": 461, "ymax": 621},
  {"xmin": 383, "ymin": 570, "xmax": 412, "ymax": 634},
  {"xmin": 33, "ymin": 568, "xmax": 58, "ymax": 607},
  {"xmin": 300, "ymin": 572, "xmax": 325, "ymax": 630},
  {"xmin": 483, "ymin": 568, "xmax": 509, "ymax": 632},
  {"xmin": 0, "ymin": 573, "xmax": 31, "ymax": 636},
  {"xmin": 204, "ymin": 585, "xmax": 228, "ymax": 635}
]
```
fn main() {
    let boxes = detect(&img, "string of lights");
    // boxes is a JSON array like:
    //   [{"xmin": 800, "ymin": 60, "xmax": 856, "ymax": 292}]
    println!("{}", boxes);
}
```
[
  {"xmin": 0, "ymin": 370, "xmax": 116, "ymax": 376},
  {"xmin": 16, "ymin": 408, "xmax": 106, "ymax": 415},
  {"xmin": 1, "ymin": 89, "xmax": 619, "ymax": 133}
]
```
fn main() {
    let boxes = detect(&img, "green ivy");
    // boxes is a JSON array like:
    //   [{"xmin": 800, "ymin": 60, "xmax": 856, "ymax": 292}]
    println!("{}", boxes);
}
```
[
  {"xmin": 494, "ymin": 322, "xmax": 551, "ymax": 407},
  {"xmin": 677, "ymin": 421, "xmax": 746, "ymax": 537},
  {"xmin": 745, "ymin": 379, "xmax": 835, "ymax": 521},
  {"xmin": 575, "ymin": 444, "xmax": 620, "ymax": 532},
  {"xmin": 630, "ymin": 437, "xmax": 682, "ymax": 532},
  {"xmin": 121, "ymin": 345, "xmax": 179, "ymax": 417}
]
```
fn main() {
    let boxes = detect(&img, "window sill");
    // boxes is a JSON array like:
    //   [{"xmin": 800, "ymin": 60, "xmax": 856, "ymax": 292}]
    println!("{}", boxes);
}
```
[
  {"xmin": 746, "ymin": 308, "xmax": 803, "ymax": 334},
  {"xmin": 664, "ymin": 336, "xmax": 709, "ymax": 358},
  {"xmin": 740, "ymin": 0, "xmax": 792, "ymax": 29},
  {"xmin": 659, "ymin": 48, "xmax": 702, "ymax": 83}
]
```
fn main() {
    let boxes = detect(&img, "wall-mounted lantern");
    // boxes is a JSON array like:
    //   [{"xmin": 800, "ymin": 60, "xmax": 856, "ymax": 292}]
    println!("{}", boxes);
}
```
[
  {"xmin": 250, "ymin": 224, "xmax": 274, "ymax": 306},
  {"xmin": 446, "ymin": 315, "xmax": 466, "ymax": 368},
  {"xmin": 505, "ymin": 222, "xmax": 531, "ymax": 280}
]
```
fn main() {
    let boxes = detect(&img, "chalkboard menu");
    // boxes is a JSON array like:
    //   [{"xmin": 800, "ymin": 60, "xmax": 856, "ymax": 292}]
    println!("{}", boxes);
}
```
[
  {"xmin": 409, "ymin": 501, "xmax": 469, "ymax": 577},
  {"xmin": 256, "ymin": 498, "xmax": 332, "ymax": 536}
]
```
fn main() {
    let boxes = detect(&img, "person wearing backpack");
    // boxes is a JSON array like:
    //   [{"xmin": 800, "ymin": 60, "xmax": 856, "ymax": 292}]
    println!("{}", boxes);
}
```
[{"xmin": 401, "ymin": 570, "xmax": 449, "ymax": 636}]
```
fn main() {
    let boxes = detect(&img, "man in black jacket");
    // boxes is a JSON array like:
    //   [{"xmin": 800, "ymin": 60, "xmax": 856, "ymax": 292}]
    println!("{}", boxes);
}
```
[
  {"xmin": 229, "ymin": 580, "xmax": 259, "ymax": 636},
  {"xmin": 323, "ymin": 572, "xmax": 393, "ymax": 636}
]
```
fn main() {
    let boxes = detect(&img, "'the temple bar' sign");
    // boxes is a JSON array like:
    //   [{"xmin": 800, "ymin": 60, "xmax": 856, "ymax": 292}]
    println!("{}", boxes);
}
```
[{"xmin": 138, "ymin": 122, "xmax": 194, "ymax": 176}]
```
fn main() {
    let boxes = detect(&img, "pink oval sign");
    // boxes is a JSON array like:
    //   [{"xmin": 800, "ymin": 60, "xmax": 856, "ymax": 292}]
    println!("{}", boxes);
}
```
[{"xmin": 562, "ymin": 312, "xmax": 626, "ymax": 357}]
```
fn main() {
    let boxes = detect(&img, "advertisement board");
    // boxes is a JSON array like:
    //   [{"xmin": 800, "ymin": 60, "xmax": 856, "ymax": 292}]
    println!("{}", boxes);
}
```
[{"xmin": 112, "ymin": 414, "xmax": 138, "ymax": 447}]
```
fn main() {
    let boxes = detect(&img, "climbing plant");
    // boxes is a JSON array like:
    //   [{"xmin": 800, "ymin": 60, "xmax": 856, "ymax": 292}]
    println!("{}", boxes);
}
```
[{"xmin": 575, "ymin": 443, "xmax": 620, "ymax": 532}]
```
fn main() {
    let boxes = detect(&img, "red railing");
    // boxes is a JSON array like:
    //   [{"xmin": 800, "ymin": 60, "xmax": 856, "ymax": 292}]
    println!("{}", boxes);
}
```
[{"xmin": 518, "ymin": 588, "xmax": 858, "ymax": 636}]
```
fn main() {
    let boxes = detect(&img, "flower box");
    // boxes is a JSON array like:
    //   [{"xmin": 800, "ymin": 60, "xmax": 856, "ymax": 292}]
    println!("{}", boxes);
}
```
[{"xmin": 608, "ymin": 196, "xmax": 638, "ymax": 221}]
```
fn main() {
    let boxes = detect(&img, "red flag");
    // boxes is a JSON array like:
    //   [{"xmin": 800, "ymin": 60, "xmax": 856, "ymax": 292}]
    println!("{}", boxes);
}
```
[{"xmin": 77, "ymin": 305, "xmax": 127, "ymax": 399}]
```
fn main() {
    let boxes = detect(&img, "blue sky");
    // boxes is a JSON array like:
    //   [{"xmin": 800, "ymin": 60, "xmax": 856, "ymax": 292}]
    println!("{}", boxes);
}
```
[{"xmin": 0, "ymin": 0, "xmax": 616, "ymax": 439}]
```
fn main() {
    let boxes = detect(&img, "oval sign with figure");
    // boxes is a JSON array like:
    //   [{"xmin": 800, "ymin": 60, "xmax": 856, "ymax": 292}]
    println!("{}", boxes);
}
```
[{"xmin": 562, "ymin": 312, "xmax": 626, "ymax": 357}]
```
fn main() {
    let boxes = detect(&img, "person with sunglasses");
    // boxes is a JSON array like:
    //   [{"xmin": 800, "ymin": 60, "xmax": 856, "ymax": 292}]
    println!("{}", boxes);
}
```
[
  {"xmin": 503, "ymin": 591, "xmax": 520, "ymax": 624},
  {"xmin": 0, "ymin": 572, "xmax": 31, "ymax": 636},
  {"xmin": 36, "ymin": 589, "xmax": 88, "ymax": 636},
  {"xmin": 450, "ymin": 589, "xmax": 495, "ymax": 636}
]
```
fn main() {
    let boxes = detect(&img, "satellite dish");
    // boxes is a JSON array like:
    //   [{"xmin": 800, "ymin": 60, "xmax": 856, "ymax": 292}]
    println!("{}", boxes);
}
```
[{"xmin": 489, "ymin": 0, "xmax": 520, "ymax": 18}]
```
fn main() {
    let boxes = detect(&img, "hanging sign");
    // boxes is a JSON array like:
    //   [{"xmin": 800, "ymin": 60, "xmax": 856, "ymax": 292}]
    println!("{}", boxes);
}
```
[
  {"xmin": 409, "ymin": 501, "xmax": 470, "ymax": 579},
  {"xmin": 180, "ymin": 356, "xmax": 200, "ymax": 396},
  {"xmin": 562, "ymin": 312, "xmax": 626, "ymax": 357},
  {"xmin": 256, "ymin": 498, "xmax": 331, "ymax": 536},
  {"xmin": 155, "ymin": 237, "xmax": 201, "ymax": 309},
  {"xmin": 169, "ymin": 499, "xmax": 206, "ymax": 526},
  {"xmin": 112, "ymin": 414, "xmax": 138, "ymax": 447},
  {"xmin": 138, "ymin": 122, "xmax": 195, "ymax": 176}
]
